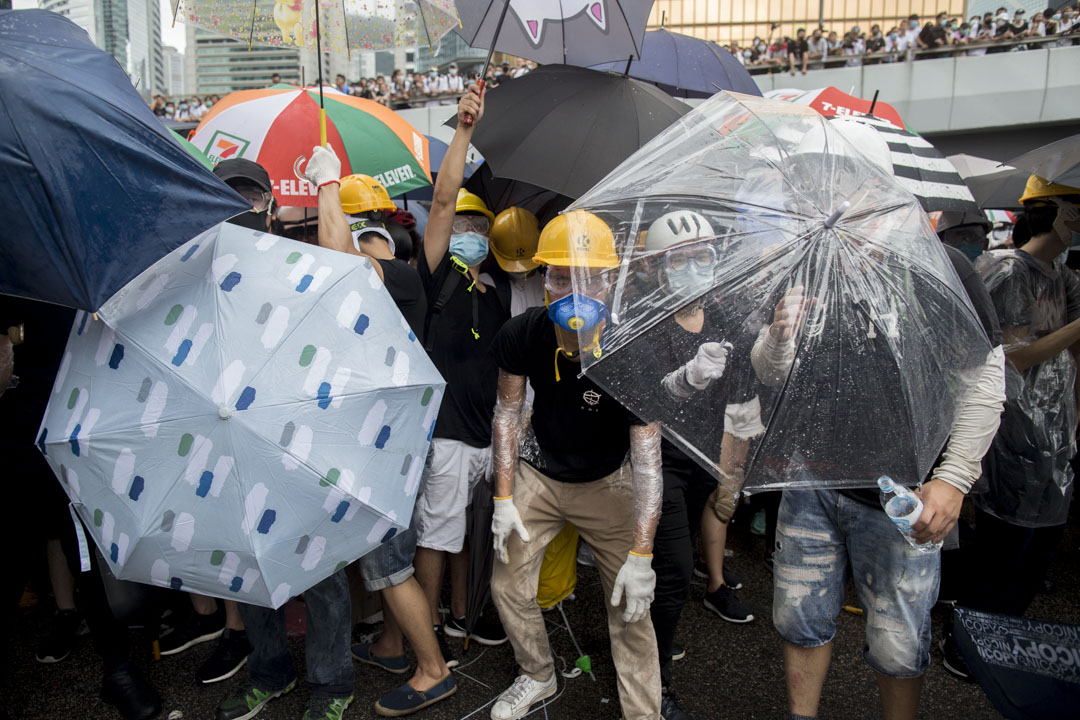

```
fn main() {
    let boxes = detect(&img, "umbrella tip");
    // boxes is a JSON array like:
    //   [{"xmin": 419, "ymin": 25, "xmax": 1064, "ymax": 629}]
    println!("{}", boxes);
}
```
[{"xmin": 824, "ymin": 201, "xmax": 851, "ymax": 229}]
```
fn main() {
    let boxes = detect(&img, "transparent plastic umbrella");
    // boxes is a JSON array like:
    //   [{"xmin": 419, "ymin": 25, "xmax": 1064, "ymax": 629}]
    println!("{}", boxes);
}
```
[{"xmin": 562, "ymin": 92, "xmax": 992, "ymax": 495}]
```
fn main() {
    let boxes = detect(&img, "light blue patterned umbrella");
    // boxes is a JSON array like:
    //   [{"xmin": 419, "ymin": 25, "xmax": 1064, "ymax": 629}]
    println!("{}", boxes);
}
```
[{"xmin": 37, "ymin": 222, "xmax": 444, "ymax": 608}]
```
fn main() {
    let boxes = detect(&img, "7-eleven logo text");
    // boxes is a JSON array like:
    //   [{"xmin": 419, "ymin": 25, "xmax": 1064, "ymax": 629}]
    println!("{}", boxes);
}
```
[{"xmin": 205, "ymin": 131, "xmax": 250, "ymax": 164}]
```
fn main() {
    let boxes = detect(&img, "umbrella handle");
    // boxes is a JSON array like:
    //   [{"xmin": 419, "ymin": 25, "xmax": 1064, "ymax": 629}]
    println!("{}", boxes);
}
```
[
  {"xmin": 463, "ymin": 78, "xmax": 485, "ymax": 127},
  {"xmin": 320, "ymin": 107, "xmax": 328, "ymax": 147}
]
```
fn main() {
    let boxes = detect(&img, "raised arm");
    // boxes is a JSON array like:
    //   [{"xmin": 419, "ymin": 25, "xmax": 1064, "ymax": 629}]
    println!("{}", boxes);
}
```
[
  {"xmin": 423, "ymin": 85, "xmax": 485, "ymax": 271},
  {"xmin": 307, "ymin": 145, "xmax": 385, "ymax": 282}
]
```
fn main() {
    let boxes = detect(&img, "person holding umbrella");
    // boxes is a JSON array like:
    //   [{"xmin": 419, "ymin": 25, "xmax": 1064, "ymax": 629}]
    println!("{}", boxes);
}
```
[
  {"xmin": 412, "ymin": 84, "xmax": 511, "ymax": 653},
  {"xmin": 301, "ymin": 150, "xmax": 458, "ymax": 716},
  {"xmin": 487, "ymin": 211, "xmax": 663, "ymax": 720}
]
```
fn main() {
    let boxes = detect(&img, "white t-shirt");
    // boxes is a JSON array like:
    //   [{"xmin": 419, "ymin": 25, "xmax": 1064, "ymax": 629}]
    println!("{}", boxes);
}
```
[{"xmin": 445, "ymin": 73, "xmax": 464, "ymax": 92}]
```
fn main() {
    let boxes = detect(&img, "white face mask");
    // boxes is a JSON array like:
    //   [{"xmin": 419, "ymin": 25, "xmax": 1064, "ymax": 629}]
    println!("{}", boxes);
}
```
[{"xmin": 663, "ymin": 266, "xmax": 713, "ymax": 301}]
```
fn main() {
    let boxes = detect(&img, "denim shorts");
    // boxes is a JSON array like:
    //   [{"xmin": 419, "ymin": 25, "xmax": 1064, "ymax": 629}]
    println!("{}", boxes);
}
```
[
  {"xmin": 358, "ymin": 526, "xmax": 416, "ymax": 591},
  {"xmin": 772, "ymin": 489, "xmax": 940, "ymax": 678}
]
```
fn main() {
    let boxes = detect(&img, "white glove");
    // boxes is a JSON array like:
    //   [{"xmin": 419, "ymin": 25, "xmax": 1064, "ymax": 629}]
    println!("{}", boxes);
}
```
[
  {"xmin": 685, "ymin": 341, "xmax": 731, "ymax": 389},
  {"xmin": 304, "ymin": 144, "xmax": 341, "ymax": 188},
  {"xmin": 491, "ymin": 496, "xmax": 530, "ymax": 565},
  {"xmin": 610, "ymin": 552, "xmax": 656, "ymax": 623}
]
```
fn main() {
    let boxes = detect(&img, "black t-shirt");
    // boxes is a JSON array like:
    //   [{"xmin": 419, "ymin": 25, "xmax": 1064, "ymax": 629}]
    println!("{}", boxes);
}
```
[
  {"xmin": 490, "ymin": 306, "xmax": 644, "ymax": 482},
  {"xmin": 789, "ymin": 38, "xmax": 808, "ymax": 57},
  {"xmin": 841, "ymin": 244, "xmax": 1001, "ymax": 507},
  {"xmin": 867, "ymin": 36, "xmax": 886, "ymax": 52},
  {"xmin": 919, "ymin": 23, "xmax": 948, "ymax": 47},
  {"xmin": 375, "ymin": 257, "xmax": 427, "ymax": 344},
  {"xmin": 419, "ymin": 251, "xmax": 510, "ymax": 448}
]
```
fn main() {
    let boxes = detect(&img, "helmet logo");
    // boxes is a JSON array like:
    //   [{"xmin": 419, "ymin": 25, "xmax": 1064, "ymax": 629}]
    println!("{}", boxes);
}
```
[
  {"xmin": 574, "ymin": 233, "xmax": 591, "ymax": 251},
  {"xmin": 667, "ymin": 215, "xmax": 702, "ymax": 235},
  {"xmin": 515, "ymin": 248, "xmax": 526, "ymax": 256}
]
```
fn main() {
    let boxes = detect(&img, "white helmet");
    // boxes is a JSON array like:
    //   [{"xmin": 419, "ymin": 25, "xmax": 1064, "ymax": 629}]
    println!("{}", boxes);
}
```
[{"xmin": 644, "ymin": 211, "xmax": 715, "ymax": 253}]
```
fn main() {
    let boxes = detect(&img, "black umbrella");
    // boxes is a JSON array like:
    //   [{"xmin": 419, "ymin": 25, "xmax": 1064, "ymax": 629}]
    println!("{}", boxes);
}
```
[
  {"xmin": 448, "ymin": 64, "xmax": 689, "ymax": 199},
  {"xmin": 464, "ymin": 162, "xmax": 573, "ymax": 225},
  {"xmin": 954, "ymin": 607, "xmax": 1080, "ymax": 720},
  {"xmin": 462, "ymin": 476, "xmax": 494, "ymax": 652}
]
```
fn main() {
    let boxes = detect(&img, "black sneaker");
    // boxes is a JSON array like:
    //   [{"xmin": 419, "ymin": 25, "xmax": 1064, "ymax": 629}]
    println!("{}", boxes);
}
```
[
  {"xmin": 445, "ymin": 612, "xmax": 508, "ymax": 647},
  {"xmin": 36, "ymin": 609, "xmax": 83, "ymax": 664},
  {"xmin": 940, "ymin": 636, "xmax": 974, "ymax": 682},
  {"xmin": 660, "ymin": 687, "xmax": 694, "ymax": 720},
  {"xmin": 434, "ymin": 625, "xmax": 459, "ymax": 669},
  {"xmin": 101, "ymin": 663, "xmax": 162, "ymax": 720},
  {"xmin": 159, "ymin": 608, "xmax": 225, "ymax": 656},
  {"xmin": 197, "ymin": 629, "xmax": 251, "ymax": 684},
  {"xmin": 671, "ymin": 642, "xmax": 685, "ymax": 662},
  {"xmin": 690, "ymin": 559, "xmax": 742, "ymax": 590},
  {"xmin": 703, "ymin": 585, "xmax": 754, "ymax": 623}
]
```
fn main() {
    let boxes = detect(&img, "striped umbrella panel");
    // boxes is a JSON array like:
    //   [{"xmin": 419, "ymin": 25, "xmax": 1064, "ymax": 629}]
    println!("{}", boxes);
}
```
[{"xmin": 831, "ymin": 116, "xmax": 979, "ymax": 214}]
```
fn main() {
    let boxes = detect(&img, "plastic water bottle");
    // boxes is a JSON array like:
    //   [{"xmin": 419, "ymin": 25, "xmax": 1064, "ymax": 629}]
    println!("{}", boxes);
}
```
[{"xmin": 877, "ymin": 476, "xmax": 942, "ymax": 554}]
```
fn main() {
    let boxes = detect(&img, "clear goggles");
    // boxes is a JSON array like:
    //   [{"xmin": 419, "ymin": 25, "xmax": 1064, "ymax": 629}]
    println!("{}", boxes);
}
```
[
  {"xmin": 237, "ymin": 187, "xmax": 273, "ymax": 213},
  {"xmin": 452, "ymin": 215, "xmax": 490, "ymax": 235},
  {"xmin": 543, "ymin": 267, "xmax": 609, "ymax": 297},
  {"xmin": 663, "ymin": 244, "xmax": 717, "ymax": 273}
]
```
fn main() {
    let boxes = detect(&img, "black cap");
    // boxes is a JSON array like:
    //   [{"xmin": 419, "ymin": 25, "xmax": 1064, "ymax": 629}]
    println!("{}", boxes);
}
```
[{"xmin": 213, "ymin": 158, "xmax": 272, "ymax": 194}]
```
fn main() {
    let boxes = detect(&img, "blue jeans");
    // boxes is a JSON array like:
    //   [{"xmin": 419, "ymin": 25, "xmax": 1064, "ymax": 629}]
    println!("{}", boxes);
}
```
[
  {"xmin": 358, "ymin": 526, "xmax": 416, "ymax": 591},
  {"xmin": 772, "ymin": 490, "xmax": 940, "ymax": 678},
  {"xmin": 237, "ymin": 569, "xmax": 354, "ymax": 699}
]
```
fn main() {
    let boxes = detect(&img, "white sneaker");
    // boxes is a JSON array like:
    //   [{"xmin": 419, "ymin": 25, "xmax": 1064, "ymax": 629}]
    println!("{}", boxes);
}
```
[{"xmin": 490, "ymin": 673, "xmax": 557, "ymax": 720}]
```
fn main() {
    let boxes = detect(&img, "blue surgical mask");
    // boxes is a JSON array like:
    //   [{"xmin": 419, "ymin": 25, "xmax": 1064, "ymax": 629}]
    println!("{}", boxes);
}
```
[
  {"xmin": 547, "ymin": 293, "xmax": 608, "ymax": 333},
  {"xmin": 449, "ymin": 232, "xmax": 489, "ymax": 267}
]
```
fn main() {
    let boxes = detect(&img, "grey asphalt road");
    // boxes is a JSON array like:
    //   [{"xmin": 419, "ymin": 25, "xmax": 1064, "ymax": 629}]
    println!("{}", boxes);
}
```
[{"xmin": 5, "ymin": 516, "xmax": 1078, "ymax": 720}]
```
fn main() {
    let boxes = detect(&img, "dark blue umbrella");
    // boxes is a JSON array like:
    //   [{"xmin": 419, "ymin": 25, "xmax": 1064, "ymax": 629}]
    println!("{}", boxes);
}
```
[
  {"xmin": 590, "ymin": 28, "xmax": 761, "ymax": 98},
  {"xmin": 0, "ymin": 10, "xmax": 249, "ymax": 312}
]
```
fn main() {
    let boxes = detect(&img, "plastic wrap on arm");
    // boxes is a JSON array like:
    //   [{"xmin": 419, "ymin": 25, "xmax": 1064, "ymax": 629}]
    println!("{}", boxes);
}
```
[
  {"xmin": 0, "ymin": 336, "xmax": 11, "ymax": 400},
  {"xmin": 628, "ymin": 422, "xmax": 663, "ymax": 551},
  {"xmin": 750, "ymin": 325, "xmax": 796, "ymax": 387},
  {"xmin": 933, "ymin": 345, "xmax": 1006, "ymax": 494},
  {"xmin": 492, "ymin": 369, "xmax": 527, "ymax": 496}
]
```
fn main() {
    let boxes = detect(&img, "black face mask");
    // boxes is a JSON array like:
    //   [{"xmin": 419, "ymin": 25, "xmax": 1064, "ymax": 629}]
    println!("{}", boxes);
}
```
[{"xmin": 227, "ymin": 210, "xmax": 269, "ymax": 232}]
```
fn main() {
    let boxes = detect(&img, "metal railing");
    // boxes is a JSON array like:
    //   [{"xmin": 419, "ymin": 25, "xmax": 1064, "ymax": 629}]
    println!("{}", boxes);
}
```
[{"xmin": 743, "ymin": 31, "xmax": 1079, "ymax": 76}]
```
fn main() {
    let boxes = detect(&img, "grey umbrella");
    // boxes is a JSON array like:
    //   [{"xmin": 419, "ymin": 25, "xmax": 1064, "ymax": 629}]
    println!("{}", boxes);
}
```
[
  {"xmin": 948, "ymin": 154, "xmax": 1027, "ymax": 210},
  {"xmin": 455, "ymin": 0, "xmax": 652, "ymax": 67},
  {"xmin": 448, "ymin": 64, "xmax": 689, "ymax": 199},
  {"xmin": 1005, "ymin": 133, "xmax": 1080, "ymax": 188}
]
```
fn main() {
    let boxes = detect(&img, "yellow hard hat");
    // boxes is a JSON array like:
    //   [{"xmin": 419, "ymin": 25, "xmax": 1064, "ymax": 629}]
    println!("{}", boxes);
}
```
[
  {"xmin": 534, "ymin": 211, "xmax": 619, "ymax": 268},
  {"xmin": 1019, "ymin": 174, "xmax": 1080, "ymax": 205},
  {"xmin": 490, "ymin": 207, "xmax": 540, "ymax": 273},
  {"xmin": 340, "ymin": 174, "xmax": 396, "ymax": 215},
  {"xmin": 455, "ymin": 189, "xmax": 495, "ymax": 223}
]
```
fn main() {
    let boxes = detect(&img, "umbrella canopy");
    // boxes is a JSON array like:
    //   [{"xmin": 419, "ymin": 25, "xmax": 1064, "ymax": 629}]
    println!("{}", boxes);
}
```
[
  {"xmin": 397, "ymin": 136, "xmax": 480, "ymax": 202},
  {"xmin": 954, "ymin": 607, "xmax": 1080, "ymax": 720},
  {"xmin": 589, "ymin": 28, "xmax": 761, "ymax": 98},
  {"xmin": 172, "ymin": 0, "xmax": 459, "ymax": 55},
  {"xmin": 0, "ymin": 9, "xmax": 249, "ymax": 312},
  {"xmin": 564, "ymin": 92, "xmax": 992, "ymax": 492},
  {"xmin": 449, "ymin": 64, "xmax": 689, "ymax": 199},
  {"xmin": 464, "ymin": 162, "xmax": 572, "ymax": 225},
  {"xmin": 828, "ymin": 115, "xmax": 980, "ymax": 214},
  {"xmin": 948, "ymin": 154, "xmax": 1027, "ymax": 210},
  {"xmin": 1005, "ymin": 133, "xmax": 1080, "ymax": 188},
  {"xmin": 192, "ymin": 85, "xmax": 431, "ymax": 207},
  {"xmin": 455, "ymin": 0, "xmax": 652, "ymax": 66},
  {"xmin": 169, "ymin": 129, "xmax": 214, "ymax": 170},
  {"xmin": 38, "ymin": 222, "xmax": 444, "ymax": 608},
  {"xmin": 765, "ymin": 87, "xmax": 907, "ymax": 131}
]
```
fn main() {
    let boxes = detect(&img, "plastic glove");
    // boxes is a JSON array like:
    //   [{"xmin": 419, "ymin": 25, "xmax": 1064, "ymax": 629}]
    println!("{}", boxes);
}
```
[
  {"xmin": 609, "ymin": 552, "xmax": 656, "ymax": 623},
  {"xmin": 1052, "ymin": 197, "xmax": 1080, "ymax": 242},
  {"xmin": 304, "ymin": 145, "xmax": 341, "ymax": 188},
  {"xmin": 685, "ymin": 341, "xmax": 732, "ymax": 390},
  {"xmin": 492, "ymin": 496, "xmax": 530, "ymax": 565}
]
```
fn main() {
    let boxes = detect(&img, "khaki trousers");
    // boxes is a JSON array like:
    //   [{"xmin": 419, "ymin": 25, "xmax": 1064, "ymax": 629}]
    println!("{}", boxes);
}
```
[{"xmin": 491, "ymin": 461, "xmax": 661, "ymax": 720}]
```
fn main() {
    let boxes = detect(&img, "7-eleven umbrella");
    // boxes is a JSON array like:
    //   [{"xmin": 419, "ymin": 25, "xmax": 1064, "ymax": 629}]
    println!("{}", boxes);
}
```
[
  {"xmin": 192, "ymin": 85, "xmax": 432, "ymax": 207},
  {"xmin": 765, "ymin": 87, "xmax": 906, "ymax": 130}
]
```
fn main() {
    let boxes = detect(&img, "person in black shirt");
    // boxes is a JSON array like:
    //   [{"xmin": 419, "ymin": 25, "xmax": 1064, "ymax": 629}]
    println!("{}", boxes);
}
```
[
  {"xmin": 413, "ymin": 86, "xmax": 512, "ymax": 652},
  {"xmin": 303, "ymin": 153, "xmax": 458, "ymax": 715},
  {"xmin": 788, "ymin": 28, "xmax": 809, "ymax": 75},
  {"xmin": 487, "ymin": 211, "xmax": 663, "ymax": 720}
]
